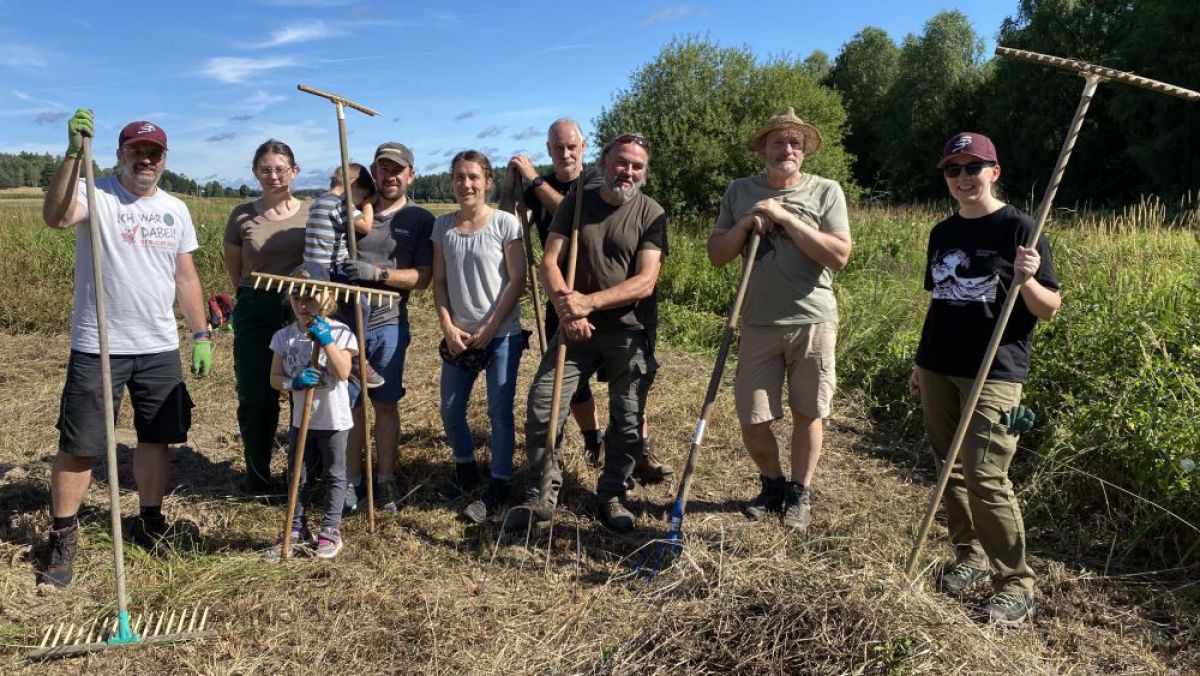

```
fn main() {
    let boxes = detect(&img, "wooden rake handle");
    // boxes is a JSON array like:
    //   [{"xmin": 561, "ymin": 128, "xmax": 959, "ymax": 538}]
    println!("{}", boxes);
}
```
[
  {"xmin": 996, "ymin": 47, "xmax": 1200, "ymax": 101},
  {"xmin": 513, "ymin": 177, "xmax": 548, "ymax": 355},
  {"xmin": 297, "ymin": 84, "xmax": 382, "ymax": 116},
  {"xmin": 280, "ymin": 341, "xmax": 323, "ymax": 560}
]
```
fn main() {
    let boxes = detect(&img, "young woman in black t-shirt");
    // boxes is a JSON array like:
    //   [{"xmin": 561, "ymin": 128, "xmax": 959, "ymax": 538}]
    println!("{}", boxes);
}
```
[{"xmin": 908, "ymin": 132, "xmax": 1061, "ymax": 626}]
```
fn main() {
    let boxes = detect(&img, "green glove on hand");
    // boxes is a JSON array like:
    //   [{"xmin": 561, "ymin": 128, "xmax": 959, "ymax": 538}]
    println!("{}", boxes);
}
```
[
  {"xmin": 192, "ymin": 341, "xmax": 212, "ymax": 377},
  {"xmin": 1000, "ymin": 404, "xmax": 1035, "ymax": 435},
  {"xmin": 66, "ymin": 109, "xmax": 94, "ymax": 159}
]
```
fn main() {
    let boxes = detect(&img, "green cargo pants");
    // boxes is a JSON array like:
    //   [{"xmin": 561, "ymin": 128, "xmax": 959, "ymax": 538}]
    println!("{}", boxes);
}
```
[
  {"xmin": 916, "ymin": 366, "xmax": 1035, "ymax": 595},
  {"xmin": 233, "ymin": 286, "xmax": 290, "ymax": 488}
]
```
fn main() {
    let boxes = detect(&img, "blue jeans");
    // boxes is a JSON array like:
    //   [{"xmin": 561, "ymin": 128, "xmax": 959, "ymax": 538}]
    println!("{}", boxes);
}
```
[
  {"xmin": 439, "ymin": 333, "xmax": 525, "ymax": 480},
  {"xmin": 350, "ymin": 321, "xmax": 411, "ymax": 407}
]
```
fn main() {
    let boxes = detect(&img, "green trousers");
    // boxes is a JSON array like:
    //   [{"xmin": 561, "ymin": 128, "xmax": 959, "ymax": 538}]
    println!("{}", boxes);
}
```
[
  {"xmin": 233, "ymin": 287, "xmax": 290, "ymax": 487},
  {"xmin": 916, "ymin": 366, "xmax": 1035, "ymax": 595}
]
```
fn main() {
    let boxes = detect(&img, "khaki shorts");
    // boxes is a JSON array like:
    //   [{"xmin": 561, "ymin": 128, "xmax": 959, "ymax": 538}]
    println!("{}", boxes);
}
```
[{"xmin": 734, "ymin": 322, "xmax": 837, "ymax": 424}]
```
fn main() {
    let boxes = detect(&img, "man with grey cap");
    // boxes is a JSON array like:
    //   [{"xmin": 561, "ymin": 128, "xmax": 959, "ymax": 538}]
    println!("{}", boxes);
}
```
[
  {"xmin": 339, "ymin": 142, "xmax": 435, "ymax": 513},
  {"xmin": 706, "ymin": 108, "xmax": 852, "ymax": 533}
]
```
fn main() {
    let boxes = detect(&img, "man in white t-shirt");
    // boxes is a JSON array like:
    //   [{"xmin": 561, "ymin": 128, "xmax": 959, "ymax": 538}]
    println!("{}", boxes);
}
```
[{"xmin": 36, "ymin": 110, "xmax": 211, "ymax": 587}]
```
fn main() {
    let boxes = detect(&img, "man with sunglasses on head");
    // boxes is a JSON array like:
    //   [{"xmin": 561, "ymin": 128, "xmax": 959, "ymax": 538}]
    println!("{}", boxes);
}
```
[
  {"xmin": 707, "ymin": 108, "xmax": 853, "ymax": 534},
  {"xmin": 520, "ymin": 132, "xmax": 668, "ymax": 533},
  {"xmin": 500, "ymin": 119, "xmax": 673, "ymax": 485},
  {"xmin": 37, "ymin": 110, "xmax": 211, "ymax": 587}
]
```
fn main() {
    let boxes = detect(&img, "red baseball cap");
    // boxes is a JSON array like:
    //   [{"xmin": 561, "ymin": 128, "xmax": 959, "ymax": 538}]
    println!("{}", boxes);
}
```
[
  {"xmin": 118, "ymin": 121, "xmax": 168, "ymax": 150},
  {"xmin": 937, "ymin": 132, "xmax": 997, "ymax": 167}
]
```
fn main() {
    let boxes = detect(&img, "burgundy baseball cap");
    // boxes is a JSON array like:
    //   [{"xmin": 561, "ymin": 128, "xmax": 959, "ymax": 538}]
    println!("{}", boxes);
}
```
[
  {"xmin": 937, "ymin": 132, "xmax": 997, "ymax": 167},
  {"xmin": 118, "ymin": 121, "xmax": 168, "ymax": 150}
]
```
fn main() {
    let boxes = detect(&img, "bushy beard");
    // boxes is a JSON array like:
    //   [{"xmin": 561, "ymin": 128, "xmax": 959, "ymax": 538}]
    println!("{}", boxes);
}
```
[{"xmin": 602, "ymin": 176, "xmax": 644, "ymax": 205}]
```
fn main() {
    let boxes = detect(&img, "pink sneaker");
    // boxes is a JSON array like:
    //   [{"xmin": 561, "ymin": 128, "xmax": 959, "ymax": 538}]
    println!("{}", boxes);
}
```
[{"xmin": 315, "ymin": 528, "xmax": 343, "ymax": 559}]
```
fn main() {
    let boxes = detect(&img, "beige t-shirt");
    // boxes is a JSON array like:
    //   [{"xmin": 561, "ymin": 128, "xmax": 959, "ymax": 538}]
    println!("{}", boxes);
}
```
[
  {"xmin": 223, "ymin": 200, "xmax": 310, "ymax": 286},
  {"xmin": 713, "ymin": 174, "xmax": 849, "ymax": 325}
]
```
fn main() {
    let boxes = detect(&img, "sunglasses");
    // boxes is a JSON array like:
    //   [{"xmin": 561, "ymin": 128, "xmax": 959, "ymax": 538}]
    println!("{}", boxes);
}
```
[
  {"xmin": 942, "ymin": 161, "xmax": 994, "ymax": 178},
  {"xmin": 603, "ymin": 133, "xmax": 651, "ymax": 155}
]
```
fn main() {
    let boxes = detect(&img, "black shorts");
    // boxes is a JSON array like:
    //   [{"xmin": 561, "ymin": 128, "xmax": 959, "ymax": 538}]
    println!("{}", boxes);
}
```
[{"xmin": 57, "ymin": 350, "xmax": 194, "ymax": 457}]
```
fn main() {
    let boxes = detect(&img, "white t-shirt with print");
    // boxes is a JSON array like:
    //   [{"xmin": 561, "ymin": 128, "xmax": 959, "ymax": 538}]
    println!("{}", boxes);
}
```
[
  {"xmin": 70, "ymin": 176, "xmax": 199, "ymax": 354},
  {"xmin": 269, "ymin": 319, "xmax": 357, "ymax": 431}
]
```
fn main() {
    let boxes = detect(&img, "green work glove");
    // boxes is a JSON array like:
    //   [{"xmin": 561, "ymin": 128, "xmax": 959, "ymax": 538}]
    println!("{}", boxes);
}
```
[
  {"xmin": 192, "ymin": 340, "xmax": 212, "ymax": 377},
  {"xmin": 1000, "ymin": 404, "xmax": 1035, "ymax": 435},
  {"xmin": 66, "ymin": 108, "xmax": 94, "ymax": 159}
]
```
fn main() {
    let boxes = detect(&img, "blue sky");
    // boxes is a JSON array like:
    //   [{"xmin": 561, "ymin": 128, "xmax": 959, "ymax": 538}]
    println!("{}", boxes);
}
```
[{"xmin": 0, "ymin": 1, "xmax": 1019, "ymax": 188}]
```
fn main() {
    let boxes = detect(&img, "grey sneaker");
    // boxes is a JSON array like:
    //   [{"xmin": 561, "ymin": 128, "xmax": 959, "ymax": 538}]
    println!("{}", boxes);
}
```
[
  {"xmin": 462, "ymin": 478, "xmax": 511, "ymax": 524},
  {"xmin": 939, "ymin": 561, "xmax": 989, "ymax": 594},
  {"xmin": 985, "ymin": 591, "xmax": 1035, "ymax": 626},
  {"xmin": 743, "ymin": 475, "xmax": 787, "ymax": 521},
  {"xmin": 598, "ymin": 497, "xmax": 636, "ymax": 534},
  {"xmin": 781, "ymin": 482, "xmax": 812, "ymax": 531},
  {"xmin": 38, "ymin": 524, "xmax": 79, "ymax": 588}
]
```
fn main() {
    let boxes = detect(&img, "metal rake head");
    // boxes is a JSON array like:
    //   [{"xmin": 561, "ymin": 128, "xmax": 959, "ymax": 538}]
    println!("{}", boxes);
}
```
[
  {"xmin": 489, "ymin": 503, "xmax": 583, "ymax": 579},
  {"xmin": 27, "ymin": 605, "xmax": 213, "ymax": 661},
  {"xmin": 630, "ymin": 519, "xmax": 683, "ymax": 580}
]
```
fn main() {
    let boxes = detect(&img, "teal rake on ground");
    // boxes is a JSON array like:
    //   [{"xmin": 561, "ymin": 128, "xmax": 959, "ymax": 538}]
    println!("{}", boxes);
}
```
[
  {"xmin": 26, "ymin": 135, "xmax": 214, "ymax": 661},
  {"xmin": 634, "ymin": 232, "xmax": 761, "ymax": 578}
]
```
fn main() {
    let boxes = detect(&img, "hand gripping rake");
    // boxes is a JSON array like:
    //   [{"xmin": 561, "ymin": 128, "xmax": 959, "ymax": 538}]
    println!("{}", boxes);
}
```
[
  {"xmin": 251, "ymin": 272, "xmax": 398, "ymax": 560},
  {"xmin": 297, "ymin": 83, "xmax": 383, "ymax": 532},
  {"xmin": 634, "ymin": 231, "xmax": 761, "ymax": 578},
  {"xmin": 513, "ymin": 177, "xmax": 548, "ymax": 355},
  {"xmin": 27, "ymin": 135, "xmax": 213, "ymax": 660},
  {"xmin": 903, "ymin": 47, "xmax": 1200, "ymax": 578}
]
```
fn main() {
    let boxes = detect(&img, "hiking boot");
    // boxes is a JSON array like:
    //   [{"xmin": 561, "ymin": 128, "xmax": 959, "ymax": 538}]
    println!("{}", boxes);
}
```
[
  {"xmin": 743, "ymin": 475, "xmax": 787, "ymax": 521},
  {"xmin": 315, "ymin": 528, "xmax": 343, "ymax": 559},
  {"xmin": 502, "ymin": 490, "xmax": 554, "ymax": 532},
  {"xmin": 598, "ymin": 497, "xmax": 636, "ymax": 534},
  {"xmin": 440, "ymin": 461, "xmax": 482, "ymax": 500},
  {"xmin": 631, "ymin": 446, "xmax": 674, "ymax": 485},
  {"xmin": 128, "ymin": 514, "xmax": 170, "ymax": 555},
  {"xmin": 939, "ymin": 561, "xmax": 989, "ymax": 595},
  {"xmin": 462, "ymin": 478, "xmax": 512, "ymax": 524},
  {"xmin": 985, "ymin": 591, "xmax": 1036, "ymax": 626},
  {"xmin": 38, "ymin": 524, "xmax": 79, "ymax": 588},
  {"xmin": 781, "ymin": 482, "xmax": 812, "ymax": 531},
  {"xmin": 377, "ymin": 478, "xmax": 403, "ymax": 513}
]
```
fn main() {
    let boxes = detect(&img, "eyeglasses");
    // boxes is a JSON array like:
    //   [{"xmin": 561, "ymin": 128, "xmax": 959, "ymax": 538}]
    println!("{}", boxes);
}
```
[
  {"xmin": 603, "ymin": 133, "xmax": 651, "ymax": 155},
  {"xmin": 943, "ymin": 161, "xmax": 994, "ymax": 178},
  {"xmin": 257, "ymin": 166, "xmax": 294, "ymax": 178},
  {"xmin": 123, "ymin": 147, "xmax": 164, "ymax": 162}
]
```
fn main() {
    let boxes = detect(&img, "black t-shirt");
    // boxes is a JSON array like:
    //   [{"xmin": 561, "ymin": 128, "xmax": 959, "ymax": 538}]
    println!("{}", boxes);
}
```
[
  {"xmin": 548, "ymin": 185, "xmax": 668, "ymax": 331},
  {"xmin": 915, "ymin": 205, "xmax": 1059, "ymax": 382},
  {"xmin": 522, "ymin": 171, "xmax": 573, "ymax": 248},
  {"xmin": 356, "ymin": 203, "xmax": 434, "ymax": 327}
]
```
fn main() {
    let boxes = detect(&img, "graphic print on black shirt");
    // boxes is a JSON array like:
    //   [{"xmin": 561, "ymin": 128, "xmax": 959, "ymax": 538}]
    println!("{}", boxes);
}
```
[{"xmin": 915, "ymin": 205, "xmax": 1059, "ymax": 383}]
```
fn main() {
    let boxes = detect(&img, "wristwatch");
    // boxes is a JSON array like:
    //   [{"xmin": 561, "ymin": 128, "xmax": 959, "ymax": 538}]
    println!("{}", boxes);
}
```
[
  {"xmin": 530, "ymin": 176, "xmax": 545, "ymax": 189},
  {"xmin": 379, "ymin": 268, "xmax": 390, "ymax": 284},
  {"xmin": 192, "ymin": 330, "xmax": 213, "ymax": 341}
]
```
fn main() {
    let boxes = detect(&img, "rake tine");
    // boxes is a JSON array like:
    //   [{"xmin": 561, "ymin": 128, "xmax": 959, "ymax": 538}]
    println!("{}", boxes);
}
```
[
  {"xmin": 152, "ymin": 610, "xmax": 166, "ymax": 637},
  {"xmin": 253, "ymin": 276, "xmax": 262, "ymax": 290},
  {"xmin": 199, "ymin": 607, "xmax": 210, "ymax": 631},
  {"xmin": 187, "ymin": 606, "xmax": 198, "ymax": 632},
  {"xmin": 50, "ymin": 622, "xmax": 64, "ymax": 648},
  {"xmin": 38, "ymin": 624, "xmax": 53, "ymax": 648},
  {"xmin": 84, "ymin": 619, "xmax": 97, "ymax": 645}
]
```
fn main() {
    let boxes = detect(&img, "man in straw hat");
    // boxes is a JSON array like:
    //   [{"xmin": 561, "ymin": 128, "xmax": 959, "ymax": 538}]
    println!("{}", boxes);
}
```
[
  {"xmin": 706, "ymin": 107, "xmax": 852, "ymax": 532},
  {"xmin": 38, "ymin": 111, "xmax": 212, "ymax": 586},
  {"xmin": 520, "ymin": 132, "xmax": 668, "ymax": 533}
]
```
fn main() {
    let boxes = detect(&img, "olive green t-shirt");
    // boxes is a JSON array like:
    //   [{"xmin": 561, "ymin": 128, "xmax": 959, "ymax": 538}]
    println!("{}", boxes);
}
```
[
  {"xmin": 223, "ymin": 200, "xmax": 310, "ymax": 286},
  {"xmin": 548, "ymin": 185, "xmax": 668, "ymax": 331},
  {"xmin": 713, "ymin": 174, "xmax": 849, "ymax": 325}
]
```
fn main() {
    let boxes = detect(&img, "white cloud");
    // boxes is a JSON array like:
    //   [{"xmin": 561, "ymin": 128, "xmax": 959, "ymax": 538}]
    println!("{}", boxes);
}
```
[
  {"xmin": 258, "ymin": 21, "xmax": 338, "ymax": 48},
  {"xmin": 512, "ymin": 127, "xmax": 538, "ymax": 140},
  {"xmin": 200, "ymin": 56, "xmax": 297, "ymax": 84},
  {"xmin": 641, "ymin": 4, "xmax": 708, "ymax": 29},
  {"xmin": 476, "ymin": 124, "xmax": 504, "ymax": 139},
  {"xmin": 0, "ymin": 45, "xmax": 47, "ymax": 68}
]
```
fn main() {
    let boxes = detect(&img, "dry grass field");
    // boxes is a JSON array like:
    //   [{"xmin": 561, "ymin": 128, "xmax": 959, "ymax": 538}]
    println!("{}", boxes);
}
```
[{"xmin": 1, "ymin": 314, "xmax": 1196, "ymax": 673}]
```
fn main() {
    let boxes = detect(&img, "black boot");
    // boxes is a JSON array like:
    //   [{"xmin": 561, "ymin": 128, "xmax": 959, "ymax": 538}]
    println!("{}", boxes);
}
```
[
  {"xmin": 462, "ymin": 477, "xmax": 512, "ymax": 524},
  {"xmin": 440, "ymin": 461, "xmax": 482, "ymax": 500},
  {"xmin": 742, "ymin": 475, "xmax": 787, "ymax": 521}
]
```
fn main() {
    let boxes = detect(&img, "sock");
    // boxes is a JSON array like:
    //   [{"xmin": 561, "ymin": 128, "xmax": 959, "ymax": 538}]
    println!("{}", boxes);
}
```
[
  {"xmin": 581, "ymin": 429, "xmax": 603, "ymax": 450},
  {"xmin": 52, "ymin": 514, "xmax": 77, "ymax": 531},
  {"xmin": 140, "ymin": 505, "xmax": 163, "ymax": 521}
]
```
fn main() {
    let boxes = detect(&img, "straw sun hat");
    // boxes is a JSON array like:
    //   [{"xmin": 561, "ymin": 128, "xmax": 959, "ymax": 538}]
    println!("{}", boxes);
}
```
[{"xmin": 746, "ymin": 107, "xmax": 823, "ymax": 155}]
